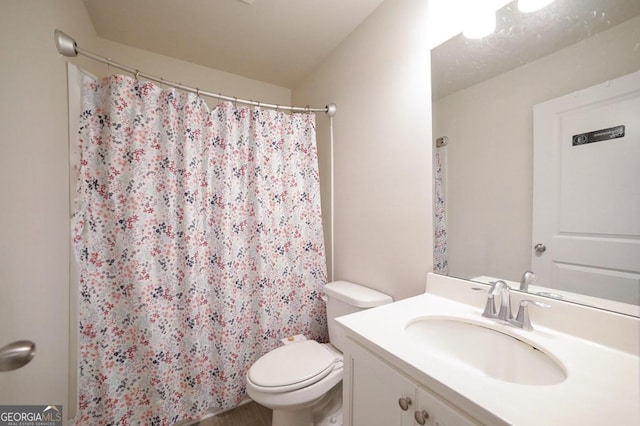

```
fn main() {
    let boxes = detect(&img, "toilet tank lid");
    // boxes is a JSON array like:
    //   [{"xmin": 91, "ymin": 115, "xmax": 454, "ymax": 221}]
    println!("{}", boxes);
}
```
[{"xmin": 323, "ymin": 281, "xmax": 393, "ymax": 308}]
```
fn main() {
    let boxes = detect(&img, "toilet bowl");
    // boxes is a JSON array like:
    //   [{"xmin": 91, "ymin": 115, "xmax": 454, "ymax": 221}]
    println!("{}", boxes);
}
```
[
  {"xmin": 246, "ymin": 281, "xmax": 392, "ymax": 426},
  {"xmin": 246, "ymin": 341, "xmax": 343, "ymax": 425}
]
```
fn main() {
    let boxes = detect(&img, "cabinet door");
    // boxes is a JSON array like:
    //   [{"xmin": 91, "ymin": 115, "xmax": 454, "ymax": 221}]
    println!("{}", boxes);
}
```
[
  {"xmin": 347, "ymin": 342, "xmax": 416, "ymax": 426},
  {"xmin": 414, "ymin": 386, "xmax": 481, "ymax": 426}
]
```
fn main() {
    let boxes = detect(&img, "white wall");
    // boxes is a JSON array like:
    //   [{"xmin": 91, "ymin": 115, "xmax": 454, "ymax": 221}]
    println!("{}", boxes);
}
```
[
  {"xmin": 89, "ymin": 38, "xmax": 291, "ymax": 109},
  {"xmin": 0, "ymin": 0, "xmax": 290, "ymax": 420},
  {"xmin": 0, "ymin": 0, "xmax": 97, "ymax": 415},
  {"xmin": 293, "ymin": 0, "xmax": 433, "ymax": 301},
  {"xmin": 433, "ymin": 15, "xmax": 640, "ymax": 282}
]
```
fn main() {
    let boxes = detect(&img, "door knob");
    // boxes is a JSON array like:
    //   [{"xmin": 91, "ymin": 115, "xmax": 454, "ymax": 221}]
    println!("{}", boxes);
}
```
[
  {"xmin": 0, "ymin": 340, "xmax": 36, "ymax": 372},
  {"xmin": 534, "ymin": 243, "xmax": 547, "ymax": 254}
]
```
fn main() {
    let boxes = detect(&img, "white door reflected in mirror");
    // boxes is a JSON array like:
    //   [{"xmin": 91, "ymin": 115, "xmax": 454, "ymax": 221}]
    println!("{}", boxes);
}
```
[{"xmin": 532, "ymin": 71, "xmax": 640, "ymax": 306}]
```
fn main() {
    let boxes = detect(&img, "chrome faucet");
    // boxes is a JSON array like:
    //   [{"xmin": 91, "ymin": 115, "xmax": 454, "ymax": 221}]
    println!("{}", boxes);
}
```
[
  {"xmin": 480, "ymin": 280, "xmax": 550, "ymax": 330},
  {"xmin": 519, "ymin": 270, "xmax": 535, "ymax": 291},
  {"xmin": 482, "ymin": 280, "xmax": 513, "ymax": 321}
]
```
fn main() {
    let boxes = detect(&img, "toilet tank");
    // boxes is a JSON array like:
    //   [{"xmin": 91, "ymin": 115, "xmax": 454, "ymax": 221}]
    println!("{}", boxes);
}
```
[{"xmin": 323, "ymin": 281, "xmax": 393, "ymax": 352}]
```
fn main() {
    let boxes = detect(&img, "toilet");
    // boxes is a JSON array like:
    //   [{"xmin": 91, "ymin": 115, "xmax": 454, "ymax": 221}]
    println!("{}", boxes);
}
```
[{"xmin": 246, "ymin": 281, "xmax": 393, "ymax": 426}]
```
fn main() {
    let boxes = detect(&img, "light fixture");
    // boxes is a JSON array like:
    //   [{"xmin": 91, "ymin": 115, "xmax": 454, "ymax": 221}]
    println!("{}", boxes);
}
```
[
  {"xmin": 518, "ymin": 0, "xmax": 556, "ymax": 13},
  {"xmin": 463, "ymin": 10, "xmax": 497, "ymax": 39}
]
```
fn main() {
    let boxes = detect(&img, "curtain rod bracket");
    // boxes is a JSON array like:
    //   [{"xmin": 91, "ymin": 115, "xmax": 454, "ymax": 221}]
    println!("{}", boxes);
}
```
[{"xmin": 55, "ymin": 29, "xmax": 78, "ymax": 57}]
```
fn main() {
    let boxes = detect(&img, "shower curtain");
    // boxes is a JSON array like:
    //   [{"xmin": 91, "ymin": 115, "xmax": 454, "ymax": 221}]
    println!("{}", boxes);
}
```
[
  {"xmin": 433, "ymin": 149, "xmax": 448, "ymax": 274},
  {"xmin": 72, "ymin": 74, "xmax": 328, "ymax": 425}
]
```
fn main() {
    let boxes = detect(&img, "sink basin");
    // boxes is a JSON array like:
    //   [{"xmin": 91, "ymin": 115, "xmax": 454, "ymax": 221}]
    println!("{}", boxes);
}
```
[{"xmin": 405, "ymin": 317, "xmax": 566, "ymax": 386}]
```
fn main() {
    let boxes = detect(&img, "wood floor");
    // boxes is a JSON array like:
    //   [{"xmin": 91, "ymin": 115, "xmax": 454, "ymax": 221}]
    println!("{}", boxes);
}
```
[{"xmin": 194, "ymin": 402, "xmax": 272, "ymax": 426}]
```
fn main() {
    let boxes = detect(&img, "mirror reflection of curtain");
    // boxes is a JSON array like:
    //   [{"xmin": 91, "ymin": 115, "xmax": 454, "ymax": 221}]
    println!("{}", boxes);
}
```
[{"xmin": 434, "ymin": 146, "xmax": 448, "ymax": 274}]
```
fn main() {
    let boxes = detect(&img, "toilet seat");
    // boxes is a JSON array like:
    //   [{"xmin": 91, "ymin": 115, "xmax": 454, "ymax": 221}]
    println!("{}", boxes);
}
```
[{"xmin": 248, "ymin": 340, "xmax": 338, "ymax": 393}]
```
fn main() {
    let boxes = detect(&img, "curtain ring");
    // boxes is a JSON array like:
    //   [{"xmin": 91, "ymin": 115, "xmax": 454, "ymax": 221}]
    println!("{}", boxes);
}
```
[
  {"xmin": 257, "ymin": 101, "xmax": 261, "ymax": 109},
  {"xmin": 276, "ymin": 104, "xmax": 280, "ymax": 112},
  {"xmin": 195, "ymin": 88, "xmax": 200, "ymax": 98},
  {"xmin": 134, "ymin": 70, "xmax": 140, "ymax": 81},
  {"xmin": 233, "ymin": 97, "xmax": 238, "ymax": 107}
]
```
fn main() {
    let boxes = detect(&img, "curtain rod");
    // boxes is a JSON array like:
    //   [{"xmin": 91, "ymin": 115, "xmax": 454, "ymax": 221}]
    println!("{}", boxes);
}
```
[{"xmin": 54, "ymin": 30, "xmax": 337, "ymax": 117}]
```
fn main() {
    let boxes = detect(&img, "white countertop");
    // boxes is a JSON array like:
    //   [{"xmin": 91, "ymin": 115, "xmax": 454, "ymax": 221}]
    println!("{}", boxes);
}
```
[{"xmin": 336, "ymin": 276, "xmax": 640, "ymax": 426}]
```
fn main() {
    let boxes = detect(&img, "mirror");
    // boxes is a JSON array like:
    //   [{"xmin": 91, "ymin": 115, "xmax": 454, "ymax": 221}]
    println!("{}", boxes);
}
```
[{"xmin": 431, "ymin": 0, "xmax": 640, "ymax": 316}]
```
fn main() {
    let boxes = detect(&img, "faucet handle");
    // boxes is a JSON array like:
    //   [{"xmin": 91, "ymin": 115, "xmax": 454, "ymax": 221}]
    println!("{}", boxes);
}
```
[
  {"xmin": 482, "ymin": 293, "xmax": 497, "ymax": 318},
  {"xmin": 473, "ymin": 286, "xmax": 499, "ymax": 318},
  {"xmin": 514, "ymin": 300, "xmax": 551, "ymax": 330}
]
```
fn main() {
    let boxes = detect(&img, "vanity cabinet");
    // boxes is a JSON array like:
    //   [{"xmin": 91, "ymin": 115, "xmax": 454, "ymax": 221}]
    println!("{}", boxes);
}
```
[{"xmin": 344, "ymin": 339, "xmax": 481, "ymax": 426}]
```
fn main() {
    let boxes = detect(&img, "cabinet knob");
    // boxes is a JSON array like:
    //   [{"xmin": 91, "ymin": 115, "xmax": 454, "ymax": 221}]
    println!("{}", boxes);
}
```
[
  {"xmin": 414, "ymin": 410, "xmax": 430, "ymax": 425},
  {"xmin": 398, "ymin": 397, "xmax": 412, "ymax": 411}
]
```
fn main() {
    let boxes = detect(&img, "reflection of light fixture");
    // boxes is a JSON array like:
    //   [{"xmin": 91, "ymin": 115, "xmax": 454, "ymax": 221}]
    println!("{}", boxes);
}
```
[
  {"xmin": 463, "ymin": 10, "xmax": 496, "ymax": 39},
  {"xmin": 518, "ymin": 0, "xmax": 555, "ymax": 13}
]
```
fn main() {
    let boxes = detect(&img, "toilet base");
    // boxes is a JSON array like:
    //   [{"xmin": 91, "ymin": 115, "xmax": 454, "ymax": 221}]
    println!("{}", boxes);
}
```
[
  {"xmin": 272, "ymin": 407, "xmax": 314, "ymax": 426},
  {"xmin": 269, "ymin": 382, "xmax": 342, "ymax": 426}
]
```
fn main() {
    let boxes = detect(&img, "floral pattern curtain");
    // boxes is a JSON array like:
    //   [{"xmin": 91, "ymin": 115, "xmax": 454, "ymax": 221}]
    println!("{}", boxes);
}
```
[
  {"xmin": 433, "ymin": 150, "xmax": 448, "ymax": 274},
  {"xmin": 72, "ymin": 74, "xmax": 328, "ymax": 425}
]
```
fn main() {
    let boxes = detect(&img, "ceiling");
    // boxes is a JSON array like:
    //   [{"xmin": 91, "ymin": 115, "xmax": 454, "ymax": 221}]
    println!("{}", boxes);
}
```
[
  {"xmin": 83, "ymin": 0, "xmax": 385, "ymax": 89},
  {"xmin": 82, "ymin": 0, "xmax": 640, "ymax": 95},
  {"xmin": 431, "ymin": 0, "xmax": 640, "ymax": 100}
]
